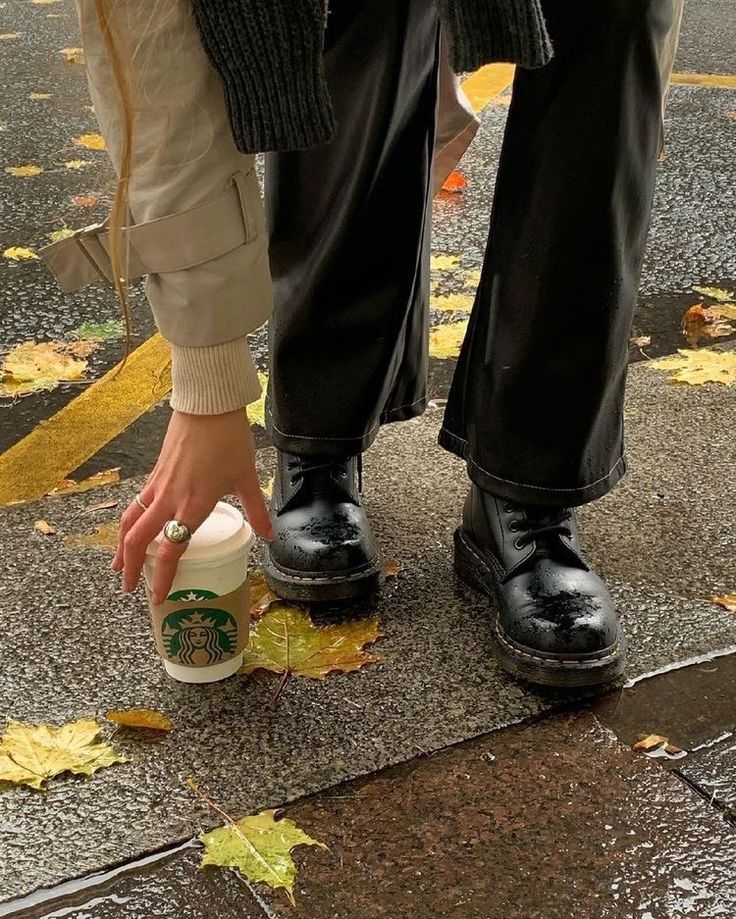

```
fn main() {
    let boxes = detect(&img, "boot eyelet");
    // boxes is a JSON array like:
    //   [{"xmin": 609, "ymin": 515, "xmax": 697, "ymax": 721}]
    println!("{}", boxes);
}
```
[
  {"xmin": 509, "ymin": 521, "xmax": 519, "ymax": 532},
  {"xmin": 503, "ymin": 502, "xmax": 515, "ymax": 513},
  {"xmin": 513, "ymin": 537, "xmax": 525, "ymax": 551}
]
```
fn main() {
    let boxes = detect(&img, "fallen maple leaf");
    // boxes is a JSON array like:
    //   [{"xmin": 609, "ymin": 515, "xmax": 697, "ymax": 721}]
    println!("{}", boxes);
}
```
[
  {"xmin": 429, "ymin": 321, "xmax": 469, "ymax": 360},
  {"xmin": 441, "ymin": 170, "xmax": 468, "ymax": 193},
  {"xmin": 3, "ymin": 246, "xmax": 38, "ymax": 261},
  {"xmin": 5, "ymin": 165, "xmax": 43, "ymax": 177},
  {"xmin": 246, "ymin": 372, "xmax": 268, "ymax": 428},
  {"xmin": 29, "ymin": 93, "xmax": 52, "ymax": 100},
  {"xmin": 49, "ymin": 468, "xmax": 120, "ymax": 496},
  {"xmin": 61, "ymin": 47, "xmax": 85, "ymax": 64},
  {"xmin": 0, "ymin": 340, "xmax": 89, "ymax": 398},
  {"xmin": 241, "ymin": 604, "xmax": 382, "ymax": 701},
  {"xmin": 249, "ymin": 569, "xmax": 281, "ymax": 618},
  {"xmin": 105, "ymin": 709, "xmax": 174, "ymax": 731},
  {"xmin": 64, "ymin": 159, "xmax": 89, "ymax": 170},
  {"xmin": 0, "ymin": 33, "xmax": 21, "ymax": 40},
  {"xmin": 34, "ymin": 520, "xmax": 56, "ymax": 536},
  {"xmin": 710, "ymin": 594, "xmax": 736, "ymax": 613},
  {"xmin": 432, "ymin": 293, "xmax": 474, "ymax": 313},
  {"xmin": 72, "ymin": 195, "xmax": 100, "ymax": 208},
  {"xmin": 654, "ymin": 349, "xmax": 736, "ymax": 386},
  {"xmin": 199, "ymin": 809, "xmax": 326, "ymax": 905},
  {"xmin": 64, "ymin": 520, "xmax": 119, "ymax": 551},
  {"xmin": 692, "ymin": 286, "xmax": 735, "ymax": 302},
  {"xmin": 73, "ymin": 133, "xmax": 106, "ymax": 151},
  {"xmin": 0, "ymin": 719, "xmax": 126, "ymax": 791},
  {"xmin": 430, "ymin": 253, "xmax": 461, "ymax": 272}
]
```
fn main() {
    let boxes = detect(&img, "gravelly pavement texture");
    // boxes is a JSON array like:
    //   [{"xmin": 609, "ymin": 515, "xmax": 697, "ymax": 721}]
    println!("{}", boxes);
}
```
[{"xmin": 1, "ymin": 348, "xmax": 735, "ymax": 900}]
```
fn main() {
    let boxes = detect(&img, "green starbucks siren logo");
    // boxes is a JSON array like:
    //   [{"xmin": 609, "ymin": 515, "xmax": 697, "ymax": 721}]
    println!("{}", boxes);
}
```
[{"xmin": 161, "ymin": 589, "xmax": 238, "ymax": 666}]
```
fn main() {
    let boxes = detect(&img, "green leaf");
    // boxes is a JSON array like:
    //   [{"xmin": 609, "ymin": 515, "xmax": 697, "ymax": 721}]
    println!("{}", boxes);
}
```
[
  {"xmin": 74, "ymin": 320, "xmax": 125, "ymax": 342},
  {"xmin": 200, "ymin": 809, "xmax": 326, "ymax": 905}
]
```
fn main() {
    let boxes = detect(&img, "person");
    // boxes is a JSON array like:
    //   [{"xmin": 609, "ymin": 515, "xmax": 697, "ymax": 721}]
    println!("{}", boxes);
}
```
[{"xmin": 43, "ymin": 0, "xmax": 683, "ymax": 690}]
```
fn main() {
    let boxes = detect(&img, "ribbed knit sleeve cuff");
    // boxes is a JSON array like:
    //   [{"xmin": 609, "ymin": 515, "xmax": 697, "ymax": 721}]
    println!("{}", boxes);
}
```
[
  {"xmin": 170, "ymin": 338, "xmax": 262, "ymax": 416},
  {"xmin": 191, "ymin": 0, "xmax": 337, "ymax": 153},
  {"xmin": 439, "ymin": 0, "xmax": 553, "ymax": 72}
]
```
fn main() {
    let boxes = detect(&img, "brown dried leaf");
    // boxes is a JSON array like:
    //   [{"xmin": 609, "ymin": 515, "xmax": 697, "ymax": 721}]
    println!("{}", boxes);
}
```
[
  {"xmin": 60, "ymin": 47, "xmax": 85, "ymax": 64},
  {"xmin": 71, "ymin": 195, "xmax": 100, "ymax": 208},
  {"xmin": 441, "ymin": 170, "xmax": 468, "ymax": 193},
  {"xmin": 710, "ymin": 594, "xmax": 736, "ymax": 613},
  {"xmin": 84, "ymin": 499, "xmax": 119, "ymax": 514},
  {"xmin": 249, "ymin": 569, "xmax": 281, "ymax": 618},
  {"xmin": 682, "ymin": 304, "xmax": 735, "ymax": 347},
  {"xmin": 384, "ymin": 559, "xmax": 404, "ymax": 579},
  {"xmin": 34, "ymin": 520, "xmax": 56, "ymax": 536}
]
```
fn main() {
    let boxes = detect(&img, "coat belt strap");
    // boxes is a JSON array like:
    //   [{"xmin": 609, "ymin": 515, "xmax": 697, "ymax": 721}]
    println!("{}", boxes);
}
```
[{"xmin": 39, "ymin": 171, "xmax": 255, "ymax": 293}]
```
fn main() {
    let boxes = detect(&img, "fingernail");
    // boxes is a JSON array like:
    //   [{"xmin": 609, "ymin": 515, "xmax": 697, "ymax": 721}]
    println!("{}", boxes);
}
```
[{"xmin": 152, "ymin": 593, "xmax": 162, "ymax": 605}]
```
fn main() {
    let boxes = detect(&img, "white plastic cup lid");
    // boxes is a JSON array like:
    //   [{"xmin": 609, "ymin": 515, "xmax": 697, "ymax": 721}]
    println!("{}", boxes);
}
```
[{"xmin": 145, "ymin": 501, "xmax": 254, "ymax": 564}]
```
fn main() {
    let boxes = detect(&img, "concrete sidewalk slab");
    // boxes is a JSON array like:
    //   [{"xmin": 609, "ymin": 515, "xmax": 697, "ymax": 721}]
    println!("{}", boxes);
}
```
[
  {"xmin": 1, "ymin": 356, "xmax": 735, "ymax": 900},
  {"xmin": 258, "ymin": 713, "xmax": 736, "ymax": 918}
]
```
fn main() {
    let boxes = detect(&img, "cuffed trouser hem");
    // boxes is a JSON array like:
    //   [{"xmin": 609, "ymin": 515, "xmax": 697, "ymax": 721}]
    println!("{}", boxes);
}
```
[
  {"xmin": 267, "ymin": 397, "xmax": 427, "ymax": 459},
  {"xmin": 438, "ymin": 426, "xmax": 628, "ymax": 507}
]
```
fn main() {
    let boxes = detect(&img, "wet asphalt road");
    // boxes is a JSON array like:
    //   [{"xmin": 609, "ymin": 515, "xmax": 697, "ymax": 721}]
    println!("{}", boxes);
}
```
[{"xmin": 1, "ymin": 0, "xmax": 735, "ymax": 479}]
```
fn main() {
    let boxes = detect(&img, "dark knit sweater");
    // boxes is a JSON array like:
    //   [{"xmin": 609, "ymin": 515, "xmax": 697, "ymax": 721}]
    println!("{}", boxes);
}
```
[{"xmin": 191, "ymin": 0, "xmax": 552, "ymax": 154}]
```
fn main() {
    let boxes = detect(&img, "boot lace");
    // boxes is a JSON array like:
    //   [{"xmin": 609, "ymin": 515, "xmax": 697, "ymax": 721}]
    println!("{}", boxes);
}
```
[{"xmin": 506, "ymin": 503, "xmax": 573, "ymax": 551}]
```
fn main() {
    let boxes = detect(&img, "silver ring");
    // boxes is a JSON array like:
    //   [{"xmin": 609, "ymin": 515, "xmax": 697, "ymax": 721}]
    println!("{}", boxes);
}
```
[
  {"xmin": 163, "ymin": 519, "xmax": 192, "ymax": 544},
  {"xmin": 134, "ymin": 494, "xmax": 148, "ymax": 511}
]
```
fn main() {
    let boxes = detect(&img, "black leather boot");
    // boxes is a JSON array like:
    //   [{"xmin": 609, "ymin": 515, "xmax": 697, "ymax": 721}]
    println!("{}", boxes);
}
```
[
  {"xmin": 454, "ymin": 486, "xmax": 626, "ymax": 688},
  {"xmin": 263, "ymin": 452, "xmax": 384, "ymax": 603}
]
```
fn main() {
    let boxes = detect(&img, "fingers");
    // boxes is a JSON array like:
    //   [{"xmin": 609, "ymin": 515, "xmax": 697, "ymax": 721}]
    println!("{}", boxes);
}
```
[
  {"xmin": 120, "ymin": 499, "xmax": 173, "ymax": 596},
  {"xmin": 237, "ymin": 468, "xmax": 274, "ymax": 541},
  {"xmin": 150, "ymin": 502, "xmax": 212, "ymax": 604},
  {"xmin": 112, "ymin": 485, "xmax": 154, "ymax": 573}
]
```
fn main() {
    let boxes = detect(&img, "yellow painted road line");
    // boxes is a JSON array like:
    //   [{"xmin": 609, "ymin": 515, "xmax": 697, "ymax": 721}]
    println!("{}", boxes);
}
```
[
  {"xmin": 460, "ymin": 63, "xmax": 516, "ymax": 112},
  {"xmin": 671, "ymin": 72, "xmax": 736, "ymax": 89},
  {"xmin": 0, "ymin": 334, "xmax": 171, "ymax": 505}
]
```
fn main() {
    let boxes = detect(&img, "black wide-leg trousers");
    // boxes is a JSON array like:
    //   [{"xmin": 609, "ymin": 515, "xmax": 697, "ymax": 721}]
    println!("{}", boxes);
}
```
[{"xmin": 265, "ymin": 0, "xmax": 677, "ymax": 507}]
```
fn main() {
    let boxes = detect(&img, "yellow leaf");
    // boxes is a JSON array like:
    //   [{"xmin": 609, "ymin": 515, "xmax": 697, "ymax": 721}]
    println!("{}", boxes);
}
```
[
  {"xmin": 74, "ymin": 133, "xmax": 106, "ymax": 151},
  {"xmin": 0, "ymin": 719, "xmax": 126, "ymax": 791},
  {"xmin": 49, "ymin": 227, "xmax": 76, "ymax": 244},
  {"xmin": 50, "ymin": 468, "xmax": 120, "ymax": 496},
  {"xmin": 61, "ymin": 47, "xmax": 85, "ymax": 64},
  {"xmin": 432, "ymin": 293, "xmax": 474, "ymax": 313},
  {"xmin": 63, "ymin": 159, "xmax": 88, "ymax": 170},
  {"xmin": 654, "ymin": 349, "xmax": 736, "ymax": 386},
  {"xmin": 692, "ymin": 286, "xmax": 735, "ymax": 302},
  {"xmin": 199, "ymin": 809, "xmax": 326, "ymax": 905},
  {"xmin": 246, "ymin": 373, "xmax": 268, "ymax": 428},
  {"xmin": 63, "ymin": 520, "xmax": 119, "ymax": 551},
  {"xmin": 249, "ymin": 569, "xmax": 281, "ymax": 618},
  {"xmin": 241, "ymin": 604, "xmax": 383, "ymax": 680},
  {"xmin": 29, "ymin": 92, "xmax": 52, "ymax": 100},
  {"xmin": 262, "ymin": 475, "xmax": 274, "ymax": 499},
  {"xmin": 5, "ymin": 164, "xmax": 43, "ymax": 177},
  {"xmin": 430, "ymin": 253, "xmax": 461, "ymax": 272},
  {"xmin": 0, "ymin": 33, "xmax": 21, "ymax": 40},
  {"xmin": 33, "ymin": 0, "xmax": 61, "ymax": 4},
  {"xmin": 632, "ymin": 734, "xmax": 669, "ymax": 752},
  {"xmin": 3, "ymin": 246, "xmax": 38, "ymax": 261},
  {"xmin": 34, "ymin": 519, "xmax": 56, "ymax": 536},
  {"xmin": 710, "ymin": 594, "xmax": 736, "ymax": 613},
  {"xmin": 0, "ymin": 340, "xmax": 89, "ymax": 398},
  {"xmin": 713, "ymin": 304, "xmax": 736, "ymax": 321},
  {"xmin": 429, "ymin": 321, "xmax": 469, "ymax": 360},
  {"xmin": 105, "ymin": 709, "xmax": 174, "ymax": 731}
]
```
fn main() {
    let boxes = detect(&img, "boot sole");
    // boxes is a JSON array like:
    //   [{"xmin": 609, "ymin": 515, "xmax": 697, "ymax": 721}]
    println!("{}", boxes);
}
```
[
  {"xmin": 263, "ymin": 551, "xmax": 385, "ymax": 604},
  {"xmin": 454, "ymin": 528, "xmax": 626, "ymax": 689}
]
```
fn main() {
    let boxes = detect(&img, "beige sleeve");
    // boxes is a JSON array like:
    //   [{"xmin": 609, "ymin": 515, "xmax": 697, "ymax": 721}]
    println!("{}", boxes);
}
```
[{"xmin": 74, "ymin": 0, "xmax": 272, "ymax": 412}]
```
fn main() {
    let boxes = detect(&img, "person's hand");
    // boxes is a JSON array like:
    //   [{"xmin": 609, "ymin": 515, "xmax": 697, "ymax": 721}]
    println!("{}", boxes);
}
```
[{"xmin": 112, "ymin": 408, "xmax": 273, "ymax": 603}]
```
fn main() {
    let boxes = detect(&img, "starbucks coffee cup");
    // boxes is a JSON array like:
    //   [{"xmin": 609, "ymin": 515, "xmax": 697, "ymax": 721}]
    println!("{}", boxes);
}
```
[{"xmin": 144, "ymin": 501, "xmax": 255, "ymax": 684}]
